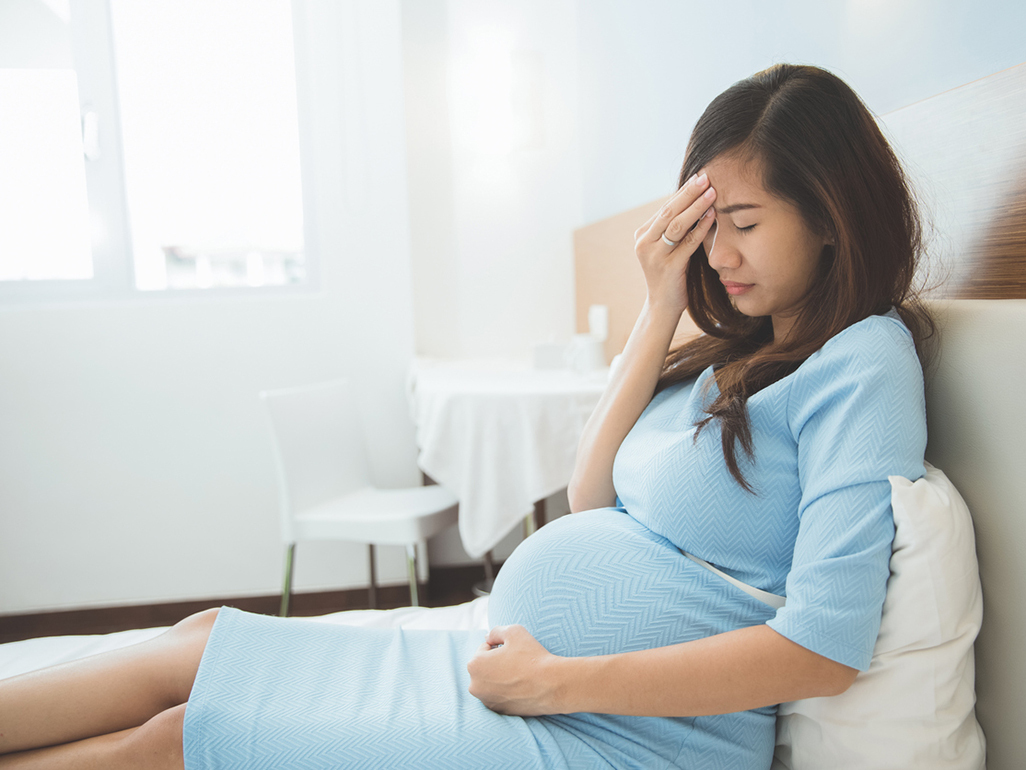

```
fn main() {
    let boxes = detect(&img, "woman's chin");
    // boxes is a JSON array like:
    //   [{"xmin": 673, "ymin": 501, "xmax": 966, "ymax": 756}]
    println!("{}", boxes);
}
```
[{"xmin": 728, "ymin": 295, "xmax": 760, "ymax": 317}]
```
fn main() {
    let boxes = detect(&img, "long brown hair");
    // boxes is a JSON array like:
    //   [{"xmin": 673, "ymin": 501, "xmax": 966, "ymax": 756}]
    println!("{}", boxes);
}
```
[{"xmin": 660, "ymin": 63, "xmax": 933, "ymax": 492}]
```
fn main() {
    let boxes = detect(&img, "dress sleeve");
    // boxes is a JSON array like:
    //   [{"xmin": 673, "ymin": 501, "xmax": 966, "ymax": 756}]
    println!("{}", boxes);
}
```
[{"xmin": 765, "ymin": 315, "xmax": 926, "ymax": 670}]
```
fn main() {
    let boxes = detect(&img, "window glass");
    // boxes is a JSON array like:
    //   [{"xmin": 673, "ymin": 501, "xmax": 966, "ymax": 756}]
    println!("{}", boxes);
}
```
[
  {"xmin": 0, "ymin": 0, "xmax": 93, "ymax": 282},
  {"xmin": 109, "ymin": 0, "xmax": 305, "ymax": 290}
]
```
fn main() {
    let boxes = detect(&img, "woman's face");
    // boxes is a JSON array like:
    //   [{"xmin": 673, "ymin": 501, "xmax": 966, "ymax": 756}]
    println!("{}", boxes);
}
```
[{"xmin": 698, "ymin": 153, "xmax": 831, "ymax": 342}]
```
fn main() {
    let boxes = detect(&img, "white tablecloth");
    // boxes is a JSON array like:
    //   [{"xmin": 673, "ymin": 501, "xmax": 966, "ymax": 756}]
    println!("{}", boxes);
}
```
[{"xmin": 407, "ymin": 358, "xmax": 608, "ymax": 558}]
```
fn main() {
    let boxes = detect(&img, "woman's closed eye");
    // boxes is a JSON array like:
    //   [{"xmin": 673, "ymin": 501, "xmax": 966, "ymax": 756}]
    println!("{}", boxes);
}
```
[{"xmin": 735, "ymin": 223, "xmax": 756, "ymax": 234}]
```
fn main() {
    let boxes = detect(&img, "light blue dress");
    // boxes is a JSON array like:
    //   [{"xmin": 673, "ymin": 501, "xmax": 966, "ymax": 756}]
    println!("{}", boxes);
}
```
[{"xmin": 184, "ymin": 311, "xmax": 926, "ymax": 769}]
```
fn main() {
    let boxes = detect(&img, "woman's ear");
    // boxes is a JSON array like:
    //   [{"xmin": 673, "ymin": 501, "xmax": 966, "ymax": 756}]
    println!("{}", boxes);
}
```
[{"xmin": 819, "ymin": 241, "xmax": 836, "ymax": 267}]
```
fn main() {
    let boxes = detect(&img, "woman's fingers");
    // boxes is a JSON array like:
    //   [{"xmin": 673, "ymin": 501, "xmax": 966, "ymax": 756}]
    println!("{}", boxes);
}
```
[
  {"xmin": 663, "ymin": 186, "xmax": 716, "ymax": 247},
  {"xmin": 468, "ymin": 626, "xmax": 559, "ymax": 716},
  {"xmin": 670, "ymin": 203, "xmax": 716, "ymax": 253},
  {"xmin": 640, "ymin": 172, "xmax": 712, "ymax": 247},
  {"xmin": 634, "ymin": 174, "xmax": 704, "ymax": 240},
  {"xmin": 485, "ymin": 625, "xmax": 511, "ymax": 647}
]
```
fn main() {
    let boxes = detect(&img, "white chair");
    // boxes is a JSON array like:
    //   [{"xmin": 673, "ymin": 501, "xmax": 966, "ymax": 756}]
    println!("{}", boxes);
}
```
[{"xmin": 260, "ymin": 379, "xmax": 459, "ymax": 616}]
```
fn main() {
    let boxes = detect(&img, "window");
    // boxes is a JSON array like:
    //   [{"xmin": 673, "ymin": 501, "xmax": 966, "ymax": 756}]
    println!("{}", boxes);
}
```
[
  {"xmin": 0, "ymin": 0, "xmax": 94, "ymax": 287},
  {"xmin": 0, "ymin": 0, "xmax": 308, "ymax": 302},
  {"xmin": 0, "ymin": 68, "xmax": 93, "ymax": 282}
]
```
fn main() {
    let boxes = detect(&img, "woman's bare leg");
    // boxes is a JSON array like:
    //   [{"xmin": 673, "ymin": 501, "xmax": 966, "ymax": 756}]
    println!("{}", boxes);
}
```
[
  {"xmin": 0, "ymin": 704, "xmax": 185, "ymax": 769},
  {"xmin": 0, "ymin": 608, "xmax": 217, "ymax": 755}
]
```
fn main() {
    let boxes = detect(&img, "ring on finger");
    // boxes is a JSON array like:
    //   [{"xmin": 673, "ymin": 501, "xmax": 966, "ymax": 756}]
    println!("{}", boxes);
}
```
[{"xmin": 660, "ymin": 233, "xmax": 678, "ymax": 247}]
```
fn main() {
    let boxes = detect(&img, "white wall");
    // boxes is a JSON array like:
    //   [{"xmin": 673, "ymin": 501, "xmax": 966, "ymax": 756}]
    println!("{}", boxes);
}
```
[{"xmin": 0, "ymin": 0, "xmax": 425, "ymax": 614}]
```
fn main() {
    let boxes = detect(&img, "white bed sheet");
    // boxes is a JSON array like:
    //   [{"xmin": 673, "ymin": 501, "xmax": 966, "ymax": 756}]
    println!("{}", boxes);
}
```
[{"xmin": 0, "ymin": 598, "xmax": 491, "ymax": 680}]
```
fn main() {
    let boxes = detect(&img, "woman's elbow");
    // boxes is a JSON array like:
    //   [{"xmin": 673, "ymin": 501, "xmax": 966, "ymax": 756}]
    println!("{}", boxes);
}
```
[
  {"xmin": 566, "ymin": 476, "xmax": 586, "ymax": 513},
  {"xmin": 773, "ymin": 629, "xmax": 860, "ymax": 699},
  {"xmin": 819, "ymin": 661, "xmax": 859, "ymax": 697},
  {"xmin": 566, "ymin": 476, "xmax": 615, "ymax": 514}
]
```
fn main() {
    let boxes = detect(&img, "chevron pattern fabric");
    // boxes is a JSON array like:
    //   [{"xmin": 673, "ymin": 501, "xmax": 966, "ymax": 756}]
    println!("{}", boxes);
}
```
[
  {"xmin": 183, "ymin": 311, "xmax": 925, "ymax": 769},
  {"xmin": 613, "ymin": 309, "xmax": 926, "ymax": 669},
  {"xmin": 184, "ymin": 609, "xmax": 572, "ymax": 769}
]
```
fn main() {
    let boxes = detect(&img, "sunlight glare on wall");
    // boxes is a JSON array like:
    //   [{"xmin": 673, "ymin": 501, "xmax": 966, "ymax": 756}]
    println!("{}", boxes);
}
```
[{"xmin": 449, "ymin": 25, "xmax": 517, "ymax": 159}]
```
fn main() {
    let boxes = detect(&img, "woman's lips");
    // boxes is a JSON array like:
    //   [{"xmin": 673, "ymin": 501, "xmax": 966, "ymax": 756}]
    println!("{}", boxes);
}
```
[{"xmin": 721, "ymin": 280, "xmax": 754, "ymax": 296}]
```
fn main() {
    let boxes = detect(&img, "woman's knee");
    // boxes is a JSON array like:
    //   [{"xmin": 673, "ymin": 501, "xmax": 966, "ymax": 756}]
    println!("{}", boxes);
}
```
[
  {"xmin": 121, "ymin": 703, "xmax": 186, "ymax": 770},
  {"xmin": 172, "ymin": 608, "xmax": 220, "ymax": 639},
  {"xmin": 163, "ymin": 609, "xmax": 219, "ymax": 703}
]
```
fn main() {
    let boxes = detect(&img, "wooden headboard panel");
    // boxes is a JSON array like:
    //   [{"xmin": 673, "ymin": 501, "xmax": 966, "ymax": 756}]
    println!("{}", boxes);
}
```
[{"xmin": 574, "ymin": 62, "xmax": 1026, "ymax": 348}]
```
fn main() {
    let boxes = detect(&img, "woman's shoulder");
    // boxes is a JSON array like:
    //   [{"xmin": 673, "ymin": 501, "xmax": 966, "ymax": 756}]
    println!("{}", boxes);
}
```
[
  {"xmin": 805, "ymin": 308, "xmax": 919, "ymax": 376},
  {"xmin": 786, "ymin": 308, "xmax": 928, "ymax": 493},
  {"xmin": 786, "ymin": 308, "xmax": 925, "ymax": 422}
]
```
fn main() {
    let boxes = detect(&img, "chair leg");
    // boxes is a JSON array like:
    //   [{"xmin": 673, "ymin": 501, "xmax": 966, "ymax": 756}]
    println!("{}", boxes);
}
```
[
  {"xmin": 417, "ymin": 539, "xmax": 430, "ymax": 604},
  {"xmin": 406, "ymin": 543, "xmax": 419, "ymax": 607},
  {"xmin": 483, "ymin": 550, "xmax": 495, "ymax": 584},
  {"xmin": 473, "ymin": 550, "xmax": 495, "ymax": 598},
  {"xmin": 280, "ymin": 543, "xmax": 296, "ymax": 618},
  {"xmin": 368, "ymin": 544, "xmax": 378, "ymax": 609}
]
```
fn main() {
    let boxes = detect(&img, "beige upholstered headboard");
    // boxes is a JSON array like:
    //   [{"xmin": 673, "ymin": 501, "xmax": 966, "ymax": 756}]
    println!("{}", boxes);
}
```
[
  {"xmin": 574, "ymin": 64, "xmax": 1026, "ymax": 769},
  {"xmin": 923, "ymin": 299, "xmax": 1026, "ymax": 770}
]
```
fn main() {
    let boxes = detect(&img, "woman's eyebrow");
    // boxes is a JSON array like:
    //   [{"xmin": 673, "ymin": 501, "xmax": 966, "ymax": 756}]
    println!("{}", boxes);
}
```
[{"xmin": 716, "ymin": 203, "xmax": 762, "ymax": 214}]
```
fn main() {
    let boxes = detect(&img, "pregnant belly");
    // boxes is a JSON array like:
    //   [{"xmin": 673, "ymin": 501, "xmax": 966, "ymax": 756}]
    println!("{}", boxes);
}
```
[{"xmin": 487, "ymin": 508, "xmax": 773, "ymax": 658}]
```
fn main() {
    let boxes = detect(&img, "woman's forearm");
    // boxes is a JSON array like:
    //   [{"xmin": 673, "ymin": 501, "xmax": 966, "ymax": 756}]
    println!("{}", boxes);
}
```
[
  {"xmin": 549, "ymin": 625, "xmax": 857, "ymax": 717},
  {"xmin": 567, "ymin": 299, "xmax": 683, "ymax": 512},
  {"xmin": 568, "ymin": 175, "xmax": 716, "ymax": 512}
]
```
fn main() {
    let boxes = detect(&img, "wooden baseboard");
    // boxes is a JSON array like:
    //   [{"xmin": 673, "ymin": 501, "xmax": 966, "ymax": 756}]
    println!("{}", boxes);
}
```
[{"xmin": 0, "ymin": 564, "xmax": 489, "ymax": 644}]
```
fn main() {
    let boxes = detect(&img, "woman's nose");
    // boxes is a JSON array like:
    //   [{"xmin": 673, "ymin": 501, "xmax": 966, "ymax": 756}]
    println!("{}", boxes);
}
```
[{"xmin": 705, "ymin": 223, "xmax": 740, "ymax": 269}]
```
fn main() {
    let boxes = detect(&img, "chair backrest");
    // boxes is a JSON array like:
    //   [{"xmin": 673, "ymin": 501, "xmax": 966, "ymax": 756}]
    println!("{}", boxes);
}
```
[
  {"xmin": 260, "ymin": 379, "xmax": 372, "ymax": 541},
  {"xmin": 924, "ymin": 299, "xmax": 1026, "ymax": 770}
]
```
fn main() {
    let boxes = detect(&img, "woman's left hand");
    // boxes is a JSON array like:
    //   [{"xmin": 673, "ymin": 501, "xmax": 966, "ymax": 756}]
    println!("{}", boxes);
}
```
[{"xmin": 466, "ymin": 625, "xmax": 564, "ymax": 716}]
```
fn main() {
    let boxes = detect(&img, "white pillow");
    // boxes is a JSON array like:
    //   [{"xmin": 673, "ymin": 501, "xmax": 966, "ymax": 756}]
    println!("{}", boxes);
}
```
[{"xmin": 772, "ymin": 463, "xmax": 986, "ymax": 770}]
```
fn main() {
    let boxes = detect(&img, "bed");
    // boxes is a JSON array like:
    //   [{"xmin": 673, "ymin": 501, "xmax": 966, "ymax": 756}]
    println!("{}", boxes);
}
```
[{"xmin": 2, "ymin": 65, "xmax": 1024, "ymax": 768}]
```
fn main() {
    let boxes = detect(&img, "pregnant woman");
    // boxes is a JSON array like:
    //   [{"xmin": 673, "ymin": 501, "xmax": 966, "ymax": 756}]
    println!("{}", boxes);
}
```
[{"xmin": 0, "ymin": 63, "xmax": 931, "ymax": 769}]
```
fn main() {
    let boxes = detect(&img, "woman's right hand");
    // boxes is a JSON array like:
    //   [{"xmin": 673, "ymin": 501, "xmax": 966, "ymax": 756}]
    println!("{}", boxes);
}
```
[
  {"xmin": 467, "ymin": 625, "xmax": 564, "ymax": 716},
  {"xmin": 634, "ymin": 172, "xmax": 717, "ymax": 314}
]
